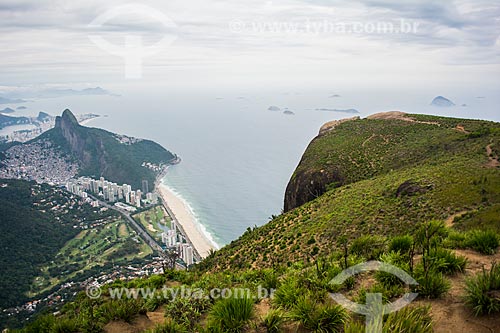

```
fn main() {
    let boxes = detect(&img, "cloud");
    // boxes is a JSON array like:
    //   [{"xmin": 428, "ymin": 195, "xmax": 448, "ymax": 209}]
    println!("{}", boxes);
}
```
[{"xmin": 0, "ymin": 0, "xmax": 498, "ymax": 86}]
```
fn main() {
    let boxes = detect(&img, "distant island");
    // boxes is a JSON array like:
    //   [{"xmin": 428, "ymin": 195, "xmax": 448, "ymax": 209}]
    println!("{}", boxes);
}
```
[
  {"xmin": 431, "ymin": 96, "xmax": 455, "ymax": 107},
  {"xmin": 16, "ymin": 106, "xmax": 27, "ymax": 110},
  {"xmin": 283, "ymin": 110, "xmax": 295, "ymax": 115},
  {"xmin": 316, "ymin": 108, "xmax": 360, "ymax": 114},
  {"xmin": 268, "ymin": 106, "xmax": 281, "ymax": 111},
  {"xmin": 0, "ymin": 108, "xmax": 15, "ymax": 114}
]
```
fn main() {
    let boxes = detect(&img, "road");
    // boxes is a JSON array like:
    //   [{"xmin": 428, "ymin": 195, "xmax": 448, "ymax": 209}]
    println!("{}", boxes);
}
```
[{"xmin": 89, "ymin": 195, "xmax": 164, "ymax": 253}]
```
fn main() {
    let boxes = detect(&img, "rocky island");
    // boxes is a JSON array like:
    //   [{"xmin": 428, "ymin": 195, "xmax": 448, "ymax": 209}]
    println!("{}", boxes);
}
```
[{"xmin": 431, "ymin": 96, "xmax": 455, "ymax": 107}]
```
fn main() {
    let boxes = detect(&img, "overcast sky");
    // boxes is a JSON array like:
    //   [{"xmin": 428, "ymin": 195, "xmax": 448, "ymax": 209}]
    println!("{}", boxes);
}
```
[{"xmin": 0, "ymin": 0, "xmax": 499, "ymax": 92}]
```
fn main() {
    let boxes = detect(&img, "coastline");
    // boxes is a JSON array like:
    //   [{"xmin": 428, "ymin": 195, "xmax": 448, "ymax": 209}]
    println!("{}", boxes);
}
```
[{"xmin": 157, "ymin": 182, "xmax": 217, "ymax": 259}]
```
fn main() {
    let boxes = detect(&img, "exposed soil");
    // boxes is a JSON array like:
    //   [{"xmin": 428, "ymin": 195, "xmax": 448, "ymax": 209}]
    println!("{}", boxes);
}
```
[
  {"xmin": 445, "ymin": 211, "xmax": 468, "ymax": 228},
  {"xmin": 417, "ymin": 248, "xmax": 500, "ymax": 333},
  {"xmin": 455, "ymin": 125, "xmax": 470, "ymax": 134},
  {"xmin": 367, "ymin": 111, "xmax": 440, "ymax": 126},
  {"xmin": 319, "ymin": 116, "xmax": 360, "ymax": 135},
  {"xmin": 104, "ymin": 315, "xmax": 154, "ymax": 333},
  {"xmin": 146, "ymin": 307, "xmax": 166, "ymax": 325},
  {"xmin": 486, "ymin": 144, "xmax": 500, "ymax": 168}
]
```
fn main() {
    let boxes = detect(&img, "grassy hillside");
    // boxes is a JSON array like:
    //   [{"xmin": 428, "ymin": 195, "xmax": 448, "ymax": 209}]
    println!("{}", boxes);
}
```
[
  {"xmin": 284, "ymin": 112, "xmax": 500, "ymax": 211},
  {"xmin": 203, "ymin": 113, "xmax": 500, "ymax": 271}
]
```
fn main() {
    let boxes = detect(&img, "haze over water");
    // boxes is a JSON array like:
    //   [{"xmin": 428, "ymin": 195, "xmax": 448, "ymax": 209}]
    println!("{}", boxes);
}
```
[{"xmin": 21, "ymin": 86, "xmax": 500, "ymax": 246}]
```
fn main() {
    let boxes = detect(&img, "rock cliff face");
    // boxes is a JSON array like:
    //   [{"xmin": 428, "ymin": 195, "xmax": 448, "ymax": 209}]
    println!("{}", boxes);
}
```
[
  {"xmin": 284, "ymin": 116, "xmax": 359, "ymax": 211},
  {"xmin": 284, "ymin": 141, "xmax": 344, "ymax": 212},
  {"xmin": 55, "ymin": 109, "xmax": 96, "ymax": 167}
]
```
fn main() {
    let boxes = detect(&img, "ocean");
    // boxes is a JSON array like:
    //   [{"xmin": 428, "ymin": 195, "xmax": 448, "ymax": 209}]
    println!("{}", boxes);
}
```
[{"xmin": 18, "ymin": 87, "xmax": 500, "ymax": 247}]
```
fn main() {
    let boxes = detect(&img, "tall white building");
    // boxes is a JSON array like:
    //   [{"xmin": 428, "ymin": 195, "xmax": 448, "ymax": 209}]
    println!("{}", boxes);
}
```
[
  {"xmin": 161, "ymin": 229, "xmax": 177, "ymax": 248},
  {"xmin": 181, "ymin": 244, "xmax": 194, "ymax": 266}
]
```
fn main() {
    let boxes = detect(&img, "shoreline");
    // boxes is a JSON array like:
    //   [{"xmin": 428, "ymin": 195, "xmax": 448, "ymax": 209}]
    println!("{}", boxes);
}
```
[
  {"xmin": 157, "ymin": 182, "xmax": 217, "ymax": 259},
  {"xmin": 79, "ymin": 117, "xmax": 98, "ymax": 126}
]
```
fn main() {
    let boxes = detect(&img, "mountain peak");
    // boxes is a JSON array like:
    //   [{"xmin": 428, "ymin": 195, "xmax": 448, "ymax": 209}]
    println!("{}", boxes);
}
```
[
  {"xmin": 62, "ymin": 109, "xmax": 78, "ymax": 124},
  {"xmin": 55, "ymin": 109, "xmax": 79, "ymax": 129}
]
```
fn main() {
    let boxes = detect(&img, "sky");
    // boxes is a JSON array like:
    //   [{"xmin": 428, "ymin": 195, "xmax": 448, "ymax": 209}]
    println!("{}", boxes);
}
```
[{"xmin": 0, "ymin": 0, "xmax": 499, "ymax": 94}]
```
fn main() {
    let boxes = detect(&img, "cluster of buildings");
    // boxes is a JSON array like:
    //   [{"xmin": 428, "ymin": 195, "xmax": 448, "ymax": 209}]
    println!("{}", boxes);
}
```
[
  {"xmin": 161, "ymin": 221, "xmax": 194, "ymax": 266},
  {"xmin": 65, "ymin": 177, "xmax": 158, "ymax": 209},
  {"xmin": 3, "ymin": 257, "xmax": 166, "ymax": 318},
  {"xmin": 0, "ymin": 139, "xmax": 79, "ymax": 184}
]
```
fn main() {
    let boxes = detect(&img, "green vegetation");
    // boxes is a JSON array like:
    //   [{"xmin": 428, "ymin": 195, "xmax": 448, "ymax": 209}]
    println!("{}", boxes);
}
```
[
  {"xmin": 32, "ymin": 221, "xmax": 152, "ymax": 296},
  {"xmin": 285, "ymin": 114, "xmax": 500, "ymax": 211},
  {"xmin": 0, "ymin": 179, "xmax": 157, "ymax": 330},
  {"xmin": 133, "ymin": 206, "xmax": 171, "ymax": 243},
  {"xmin": 261, "ymin": 309, "xmax": 285, "ymax": 333},
  {"xmin": 207, "ymin": 295, "xmax": 254, "ymax": 332},
  {"xmin": 383, "ymin": 306, "xmax": 433, "ymax": 333},
  {"xmin": 289, "ymin": 295, "xmax": 348, "ymax": 332},
  {"xmin": 465, "ymin": 230, "xmax": 499, "ymax": 255},
  {"xmin": 464, "ymin": 263, "xmax": 500, "ymax": 315},
  {"xmin": 0, "ymin": 179, "xmax": 118, "ymax": 309},
  {"xmin": 146, "ymin": 320, "xmax": 189, "ymax": 333}
]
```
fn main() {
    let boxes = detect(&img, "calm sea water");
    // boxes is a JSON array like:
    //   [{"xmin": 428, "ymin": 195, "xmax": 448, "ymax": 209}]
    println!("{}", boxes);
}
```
[{"xmin": 18, "ymin": 88, "xmax": 500, "ymax": 246}]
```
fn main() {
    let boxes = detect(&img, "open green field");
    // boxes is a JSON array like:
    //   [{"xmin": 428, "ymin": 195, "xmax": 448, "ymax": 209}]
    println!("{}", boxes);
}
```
[
  {"xmin": 132, "ymin": 205, "xmax": 171, "ymax": 243},
  {"xmin": 29, "ymin": 220, "xmax": 152, "ymax": 297}
]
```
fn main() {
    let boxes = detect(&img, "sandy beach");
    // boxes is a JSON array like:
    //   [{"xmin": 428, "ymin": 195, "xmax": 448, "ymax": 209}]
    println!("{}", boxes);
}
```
[{"xmin": 158, "ymin": 183, "xmax": 216, "ymax": 258}]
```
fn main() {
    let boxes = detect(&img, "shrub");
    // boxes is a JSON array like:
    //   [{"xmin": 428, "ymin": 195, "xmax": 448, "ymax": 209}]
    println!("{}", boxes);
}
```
[
  {"xmin": 289, "ymin": 295, "xmax": 348, "ymax": 332},
  {"xmin": 145, "ymin": 291, "xmax": 170, "ymax": 311},
  {"xmin": 466, "ymin": 230, "xmax": 499, "ymax": 255},
  {"xmin": 208, "ymin": 295, "xmax": 254, "ymax": 332},
  {"xmin": 165, "ymin": 294, "xmax": 212, "ymax": 328},
  {"xmin": 344, "ymin": 321, "xmax": 365, "ymax": 333},
  {"xmin": 261, "ymin": 269, "xmax": 280, "ymax": 290},
  {"xmin": 51, "ymin": 318, "xmax": 80, "ymax": 333},
  {"xmin": 427, "ymin": 248, "xmax": 467, "ymax": 275},
  {"xmin": 261, "ymin": 309, "xmax": 285, "ymax": 333},
  {"xmin": 443, "ymin": 229, "xmax": 467, "ymax": 249},
  {"xmin": 388, "ymin": 235, "xmax": 413, "ymax": 255},
  {"xmin": 18, "ymin": 314, "xmax": 57, "ymax": 333},
  {"xmin": 376, "ymin": 251, "xmax": 410, "ymax": 287},
  {"xmin": 414, "ymin": 267, "xmax": 450, "ymax": 299},
  {"xmin": 98, "ymin": 299, "xmax": 145, "ymax": 323},
  {"xmin": 349, "ymin": 235, "xmax": 386, "ymax": 260},
  {"xmin": 145, "ymin": 319, "xmax": 189, "ymax": 333},
  {"xmin": 314, "ymin": 303, "xmax": 349, "ymax": 333},
  {"xmin": 357, "ymin": 283, "xmax": 405, "ymax": 304},
  {"xmin": 383, "ymin": 306, "xmax": 433, "ymax": 333},
  {"xmin": 272, "ymin": 276, "xmax": 301, "ymax": 309},
  {"xmin": 464, "ymin": 263, "xmax": 500, "ymax": 315}
]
